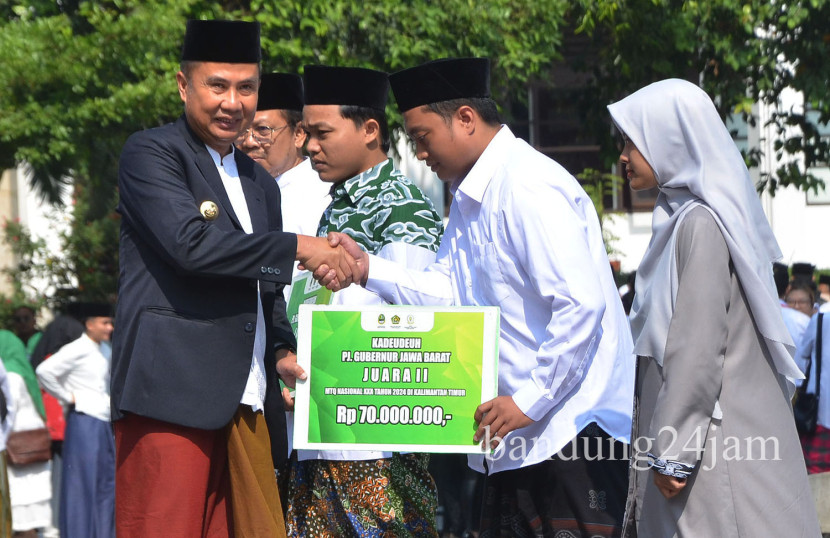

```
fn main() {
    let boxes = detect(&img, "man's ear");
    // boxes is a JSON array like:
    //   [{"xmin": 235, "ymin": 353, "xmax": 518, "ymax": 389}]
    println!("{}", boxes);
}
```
[
  {"xmin": 362, "ymin": 118, "xmax": 381, "ymax": 147},
  {"xmin": 294, "ymin": 125, "xmax": 308, "ymax": 150},
  {"xmin": 456, "ymin": 105, "xmax": 477, "ymax": 135},
  {"xmin": 176, "ymin": 71, "xmax": 189, "ymax": 103}
]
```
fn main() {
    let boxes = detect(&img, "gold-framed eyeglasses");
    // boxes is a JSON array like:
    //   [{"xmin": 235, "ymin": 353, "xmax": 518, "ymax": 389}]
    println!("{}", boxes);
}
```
[{"xmin": 236, "ymin": 124, "xmax": 289, "ymax": 145}]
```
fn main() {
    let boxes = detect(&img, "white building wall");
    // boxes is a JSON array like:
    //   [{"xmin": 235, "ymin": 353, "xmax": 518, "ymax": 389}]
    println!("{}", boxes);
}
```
[
  {"xmin": 0, "ymin": 166, "xmax": 73, "ymax": 300},
  {"xmin": 609, "ymin": 89, "xmax": 830, "ymax": 273}
]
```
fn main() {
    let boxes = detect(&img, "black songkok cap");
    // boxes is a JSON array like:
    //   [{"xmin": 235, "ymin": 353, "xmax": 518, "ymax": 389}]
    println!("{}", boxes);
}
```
[
  {"xmin": 181, "ymin": 20, "xmax": 261, "ymax": 63},
  {"xmin": 258, "ymin": 73, "xmax": 304, "ymax": 112},
  {"xmin": 389, "ymin": 58, "xmax": 490, "ymax": 112},
  {"xmin": 792, "ymin": 262, "xmax": 816, "ymax": 277},
  {"xmin": 303, "ymin": 66, "xmax": 389, "ymax": 111},
  {"xmin": 819, "ymin": 274, "xmax": 830, "ymax": 286},
  {"xmin": 76, "ymin": 302, "xmax": 114, "ymax": 320}
]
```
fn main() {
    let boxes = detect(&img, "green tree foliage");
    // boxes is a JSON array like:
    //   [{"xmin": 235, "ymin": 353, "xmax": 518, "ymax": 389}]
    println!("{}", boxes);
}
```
[
  {"xmin": 1, "ymin": 196, "xmax": 117, "ymax": 317},
  {"xmin": 571, "ymin": 0, "xmax": 830, "ymax": 194},
  {"xmin": 1, "ymin": 0, "xmax": 571, "ymax": 210},
  {"xmin": 0, "ymin": 0, "xmax": 828, "ymax": 304},
  {"xmin": 0, "ymin": 0, "xmax": 574, "ymax": 302}
]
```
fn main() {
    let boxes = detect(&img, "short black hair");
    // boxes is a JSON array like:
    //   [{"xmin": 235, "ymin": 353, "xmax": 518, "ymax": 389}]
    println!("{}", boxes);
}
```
[
  {"xmin": 773, "ymin": 262, "xmax": 789, "ymax": 298},
  {"xmin": 792, "ymin": 276, "xmax": 818, "ymax": 295},
  {"xmin": 339, "ymin": 105, "xmax": 390, "ymax": 153},
  {"xmin": 179, "ymin": 61, "xmax": 199, "ymax": 82},
  {"xmin": 425, "ymin": 97, "xmax": 501, "ymax": 127}
]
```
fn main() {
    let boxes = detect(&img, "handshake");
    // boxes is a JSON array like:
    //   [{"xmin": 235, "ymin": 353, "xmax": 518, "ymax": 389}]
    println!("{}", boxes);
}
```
[{"xmin": 295, "ymin": 232, "xmax": 369, "ymax": 291}]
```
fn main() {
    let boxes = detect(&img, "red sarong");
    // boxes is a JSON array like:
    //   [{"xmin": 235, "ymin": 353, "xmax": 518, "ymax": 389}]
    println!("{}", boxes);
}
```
[{"xmin": 114, "ymin": 408, "xmax": 285, "ymax": 537}]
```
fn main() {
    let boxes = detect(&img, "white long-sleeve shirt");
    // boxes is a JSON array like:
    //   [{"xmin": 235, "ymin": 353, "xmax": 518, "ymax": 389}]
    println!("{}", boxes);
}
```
[
  {"xmin": 36, "ymin": 333, "xmax": 112, "ymax": 422},
  {"xmin": 367, "ymin": 127, "xmax": 635, "ymax": 474}
]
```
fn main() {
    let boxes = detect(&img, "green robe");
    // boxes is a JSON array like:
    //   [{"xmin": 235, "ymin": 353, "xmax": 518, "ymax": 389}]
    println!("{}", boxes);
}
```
[{"xmin": 0, "ymin": 330, "xmax": 45, "ymax": 417}]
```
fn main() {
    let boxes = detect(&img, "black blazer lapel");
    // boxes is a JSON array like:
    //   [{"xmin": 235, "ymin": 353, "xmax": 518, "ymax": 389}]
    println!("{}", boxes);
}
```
[{"xmin": 176, "ymin": 117, "xmax": 243, "ymax": 230}]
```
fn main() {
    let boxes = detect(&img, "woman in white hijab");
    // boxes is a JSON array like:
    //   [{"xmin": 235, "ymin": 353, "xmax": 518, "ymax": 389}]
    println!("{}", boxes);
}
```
[{"xmin": 608, "ymin": 79, "xmax": 820, "ymax": 537}]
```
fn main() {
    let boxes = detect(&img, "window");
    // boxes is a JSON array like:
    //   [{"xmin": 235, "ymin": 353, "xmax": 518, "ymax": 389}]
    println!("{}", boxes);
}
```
[{"xmin": 509, "ymin": 84, "xmax": 657, "ymax": 212}]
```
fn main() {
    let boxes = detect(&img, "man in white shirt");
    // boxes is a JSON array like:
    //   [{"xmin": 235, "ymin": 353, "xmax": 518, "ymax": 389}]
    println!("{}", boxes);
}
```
[
  {"xmin": 37, "ymin": 303, "xmax": 114, "ymax": 538},
  {"xmin": 326, "ymin": 58, "xmax": 635, "ymax": 536}
]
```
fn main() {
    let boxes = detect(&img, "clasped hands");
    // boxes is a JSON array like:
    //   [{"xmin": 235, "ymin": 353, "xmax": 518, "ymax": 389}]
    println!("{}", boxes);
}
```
[{"xmin": 296, "ymin": 232, "xmax": 368, "ymax": 291}]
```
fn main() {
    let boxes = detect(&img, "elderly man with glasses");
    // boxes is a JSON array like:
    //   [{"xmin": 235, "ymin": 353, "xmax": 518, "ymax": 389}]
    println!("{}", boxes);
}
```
[{"xmin": 236, "ymin": 73, "xmax": 331, "ymax": 305}]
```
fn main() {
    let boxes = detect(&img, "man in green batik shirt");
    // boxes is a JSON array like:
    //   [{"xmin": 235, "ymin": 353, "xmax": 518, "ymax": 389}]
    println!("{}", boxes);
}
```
[{"xmin": 283, "ymin": 65, "xmax": 443, "ymax": 537}]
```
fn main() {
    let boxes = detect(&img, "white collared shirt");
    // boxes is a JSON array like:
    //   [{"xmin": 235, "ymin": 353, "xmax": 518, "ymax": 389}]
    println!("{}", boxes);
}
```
[
  {"xmin": 276, "ymin": 158, "xmax": 333, "ymax": 301},
  {"xmin": 207, "ymin": 146, "xmax": 266, "ymax": 413},
  {"xmin": 367, "ymin": 127, "xmax": 634, "ymax": 474},
  {"xmin": 36, "ymin": 333, "xmax": 112, "ymax": 422}
]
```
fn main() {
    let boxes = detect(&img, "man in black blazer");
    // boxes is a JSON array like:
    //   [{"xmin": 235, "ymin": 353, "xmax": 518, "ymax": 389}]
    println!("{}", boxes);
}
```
[{"xmin": 111, "ymin": 20, "xmax": 355, "ymax": 538}]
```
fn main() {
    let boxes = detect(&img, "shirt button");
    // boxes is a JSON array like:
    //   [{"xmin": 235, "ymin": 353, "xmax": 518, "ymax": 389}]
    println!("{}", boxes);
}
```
[
  {"xmin": 260, "ymin": 266, "xmax": 267, "ymax": 274},
  {"xmin": 267, "ymin": 267, "xmax": 274, "ymax": 274},
  {"xmin": 244, "ymin": 322, "xmax": 254, "ymax": 333},
  {"xmin": 274, "ymin": 268, "xmax": 281, "ymax": 275},
  {"xmin": 466, "ymin": 280, "xmax": 472, "ymax": 288}
]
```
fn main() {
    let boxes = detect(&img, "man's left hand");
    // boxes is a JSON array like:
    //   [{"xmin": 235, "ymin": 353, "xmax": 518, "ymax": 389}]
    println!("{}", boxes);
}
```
[
  {"xmin": 653, "ymin": 472, "xmax": 687, "ymax": 499},
  {"xmin": 276, "ymin": 348, "xmax": 306, "ymax": 411},
  {"xmin": 473, "ymin": 396, "xmax": 534, "ymax": 449}
]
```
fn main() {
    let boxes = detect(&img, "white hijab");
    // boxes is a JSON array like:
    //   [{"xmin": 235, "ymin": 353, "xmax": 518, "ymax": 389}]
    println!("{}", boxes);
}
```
[{"xmin": 607, "ymin": 79, "xmax": 803, "ymax": 391}]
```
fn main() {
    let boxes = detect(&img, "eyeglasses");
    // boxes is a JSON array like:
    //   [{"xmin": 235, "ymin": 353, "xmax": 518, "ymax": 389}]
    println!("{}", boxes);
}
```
[
  {"xmin": 236, "ymin": 124, "xmax": 289, "ymax": 145},
  {"xmin": 787, "ymin": 298, "xmax": 812, "ymax": 307}
]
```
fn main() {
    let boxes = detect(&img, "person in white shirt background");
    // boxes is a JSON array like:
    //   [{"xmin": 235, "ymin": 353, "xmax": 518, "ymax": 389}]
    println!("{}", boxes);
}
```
[
  {"xmin": 325, "ymin": 57, "xmax": 635, "ymax": 538},
  {"xmin": 796, "ymin": 299, "xmax": 830, "ymax": 474},
  {"xmin": 36, "ymin": 303, "xmax": 114, "ymax": 538},
  {"xmin": 775, "ymin": 262, "xmax": 812, "ymax": 347}
]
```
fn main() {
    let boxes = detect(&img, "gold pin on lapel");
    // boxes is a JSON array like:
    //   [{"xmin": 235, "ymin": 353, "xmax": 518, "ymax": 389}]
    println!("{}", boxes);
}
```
[{"xmin": 200, "ymin": 201, "xmax": 219, "ymax": 220}]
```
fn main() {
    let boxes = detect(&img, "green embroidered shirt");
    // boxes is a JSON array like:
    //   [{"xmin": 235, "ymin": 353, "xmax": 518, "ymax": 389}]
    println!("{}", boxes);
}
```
[{"xmin": 317, "ymin": 160, "xmax": 443, "ymax": 255}]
